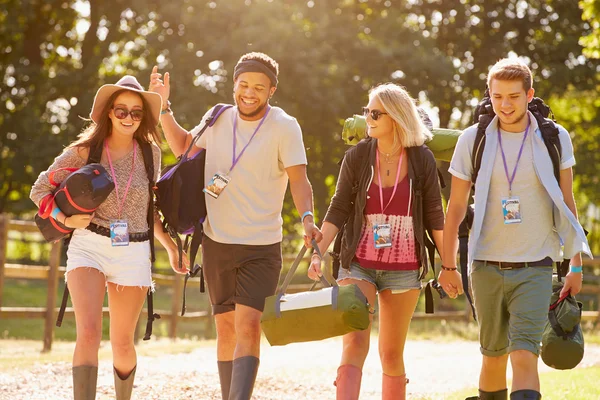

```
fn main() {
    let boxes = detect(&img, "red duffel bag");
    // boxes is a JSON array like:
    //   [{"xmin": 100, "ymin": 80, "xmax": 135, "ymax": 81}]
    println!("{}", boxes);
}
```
[{"xmin": 35, "ymin": 164, "xmax": 115, "ymax": 242}]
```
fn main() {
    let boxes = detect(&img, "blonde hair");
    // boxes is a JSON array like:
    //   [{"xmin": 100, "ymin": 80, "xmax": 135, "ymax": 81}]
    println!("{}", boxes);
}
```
[
  {"xmin": 487, "ymin": 58, "xmax": 532, "ymax": 92},
  {"xmin": 369, "ymin": 83, "xmax": 432, "ymax": 150}
]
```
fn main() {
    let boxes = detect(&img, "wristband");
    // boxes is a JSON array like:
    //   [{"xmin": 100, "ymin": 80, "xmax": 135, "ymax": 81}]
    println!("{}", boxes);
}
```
[
  {"xmin": 441, "ymin": 265, "xmax": 458, "ymax": 271},
  {"xmin": 160, "ymin": 100, "xmax": 172, "ymax": 115},
  {"xmin": 301, "ymin": 211, "xmax": 314, "ymax": 223},
  {"xmin": 570, "ymin": 265, "xmax": 583, "ymax": 273},
  {"xmin": 51, "ymin": 207, "xmax": 61, "ymax": 220}
]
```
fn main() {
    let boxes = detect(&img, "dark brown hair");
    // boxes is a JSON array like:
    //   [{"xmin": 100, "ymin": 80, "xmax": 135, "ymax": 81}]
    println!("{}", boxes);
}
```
[{"xmin": 69, "ymin": 89, "xmax": 161, "ymax": 152}]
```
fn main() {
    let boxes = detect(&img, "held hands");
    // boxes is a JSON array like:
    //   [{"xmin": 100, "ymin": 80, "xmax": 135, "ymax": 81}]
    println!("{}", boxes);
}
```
[
  {"xmin": 167, "ymin": 247, "xmax": 190, "ymax": 275},
  {"xmin": 149, "ymin": 66, "xmax": 170, "ymax": 108},
  {"xmin": 561, "ymin": 271, "xmax": 583, "ymax": 297},
  {"xmin": 64, "ymin": 213, "xmax": 94, "ymax": 229},
  {"xmin": 437, "ymin": 268, "xmax": 464, "ymax": 299}
]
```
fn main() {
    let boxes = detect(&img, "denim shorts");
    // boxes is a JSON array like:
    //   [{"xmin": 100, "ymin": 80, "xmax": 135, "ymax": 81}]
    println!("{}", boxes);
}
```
[
  {"xmin": 337, "ymin": 261, "xmax": 421, "ymax": 293},
  {"xmin": 66, "ymin": 228, "xmax": 152, "ymax": 288}
]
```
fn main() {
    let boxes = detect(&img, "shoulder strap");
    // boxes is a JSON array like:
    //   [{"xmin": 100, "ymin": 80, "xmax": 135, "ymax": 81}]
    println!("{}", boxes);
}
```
[
  {"xmin": 183, "ymin": 103, "xmax": 233, "ymax": 159},
  {"xmin": 86, "ymin": 141, "xmax": 103, "ymax": 165},
  {"xmin": 532, "ymin": 113, "xmax": 562, "ymax": 184},
  {"xmin": 471, "ymin": 118, "xmax": 490, "ymax": 185}
]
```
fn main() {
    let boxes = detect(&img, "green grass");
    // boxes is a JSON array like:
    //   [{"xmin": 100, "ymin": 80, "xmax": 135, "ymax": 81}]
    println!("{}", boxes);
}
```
[
  {"xmin": 438, "ymin": 366, "xmax": 600, "ymax": 400},
  {"xmin": 0, "ymin": 278, "xmax": 214, "ymax": 341}
]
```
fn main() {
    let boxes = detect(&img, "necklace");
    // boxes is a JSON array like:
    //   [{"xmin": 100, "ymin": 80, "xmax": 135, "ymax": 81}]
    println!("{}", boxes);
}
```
[{"xmin": 378, "ymin": 148, "xmax": 403, "ymax": 176}]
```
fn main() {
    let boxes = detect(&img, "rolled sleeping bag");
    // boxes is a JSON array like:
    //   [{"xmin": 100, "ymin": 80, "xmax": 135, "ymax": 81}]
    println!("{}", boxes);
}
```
[{"xmin": 35, "ymin": 163, "xmax": 115, "ymax": 242}]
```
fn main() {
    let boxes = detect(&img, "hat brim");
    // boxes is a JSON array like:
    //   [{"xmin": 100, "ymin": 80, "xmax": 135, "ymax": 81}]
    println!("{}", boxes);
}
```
[{"xmin": 90, "ymin": 84, "xmax": 163, "ymax": 126}]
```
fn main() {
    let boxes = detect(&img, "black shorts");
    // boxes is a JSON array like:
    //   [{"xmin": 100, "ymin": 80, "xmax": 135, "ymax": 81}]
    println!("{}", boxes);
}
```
[{"xmin": 202, "ymin": 235, "xmax": 282, "ymax": 315}]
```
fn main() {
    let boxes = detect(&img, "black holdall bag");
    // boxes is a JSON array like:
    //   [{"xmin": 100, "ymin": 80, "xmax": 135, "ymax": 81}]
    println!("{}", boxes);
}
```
[
  {"xmin": 155, "ymin": 103, "xmax": 232, "ymax": 314},
  {"xmin": 35, "ymin": 164, "xmax": 115, "ymax": 243}
]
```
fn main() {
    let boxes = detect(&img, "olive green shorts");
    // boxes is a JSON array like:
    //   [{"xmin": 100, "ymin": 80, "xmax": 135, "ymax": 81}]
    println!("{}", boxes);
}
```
[{"xmin": 470, "ymin": 260, "xmax": 553, "ymax": 357}]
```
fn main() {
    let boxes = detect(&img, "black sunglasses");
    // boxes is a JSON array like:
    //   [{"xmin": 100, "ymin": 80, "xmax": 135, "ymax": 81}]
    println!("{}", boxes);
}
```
[
  {"xmin": 362, "ymin": 107, "xmax": 388, "ymax": 121},
  {"xmin": 113, "ymin": 107, "xmax": 144, "ymax": 121}
]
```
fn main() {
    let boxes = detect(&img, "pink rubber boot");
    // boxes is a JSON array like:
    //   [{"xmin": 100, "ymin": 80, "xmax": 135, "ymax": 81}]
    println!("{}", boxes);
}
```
[
  {"xmin": 334, "ymin": 364, "xmax": 362, "ymax": 400},
  {"xmin": 382, "ymin": 373, "xmax": 408, "ymax": 400}
]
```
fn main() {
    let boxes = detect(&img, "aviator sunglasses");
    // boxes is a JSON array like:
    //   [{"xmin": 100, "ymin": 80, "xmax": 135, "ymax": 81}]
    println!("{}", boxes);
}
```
[
  {"xmin": 362, "ymin": 107, "xmax": 388, "ymax": 121},
  {"xmin": 112, "ymin": 107, "xmax": 144, "ymax": 121}
]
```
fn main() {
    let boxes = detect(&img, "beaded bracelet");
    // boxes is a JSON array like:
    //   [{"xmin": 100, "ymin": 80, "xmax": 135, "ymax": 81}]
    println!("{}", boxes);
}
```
[{"xmin": 441, "ymin": 265, "xmax": 458, "ymax": 271}]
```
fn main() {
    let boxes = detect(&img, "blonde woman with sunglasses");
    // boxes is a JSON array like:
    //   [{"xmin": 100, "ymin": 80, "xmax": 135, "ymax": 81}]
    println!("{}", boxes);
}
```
[
  {"xmin": 30, "ymin": 76, "xmax": 188, "ymax": 400},
  {"xmin": 308, "ymin": 83, "xmax": 447, "ymax": 399}
]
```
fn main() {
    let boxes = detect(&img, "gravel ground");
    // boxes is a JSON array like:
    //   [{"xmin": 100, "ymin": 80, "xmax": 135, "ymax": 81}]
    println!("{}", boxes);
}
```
[{"xmin": 1, "ymin": 338, "xmax": 600, "ymax": 400}]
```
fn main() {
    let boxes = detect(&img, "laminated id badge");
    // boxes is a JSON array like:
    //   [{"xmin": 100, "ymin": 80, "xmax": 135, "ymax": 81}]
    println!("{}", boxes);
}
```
[
  {"xmin": 110, "ymin": 220, "xmax": 129, "ymax": 246},
  {"xmin": 502, "ymin": 197, "xmax": 522, "ymax": 224},
  {"xmin": 373, "ymin": 223, "xmax": 392, "ymax": 248},
  {"xmin": 203, "ymin": 173, "xmax": 230, "ymax": 199}
]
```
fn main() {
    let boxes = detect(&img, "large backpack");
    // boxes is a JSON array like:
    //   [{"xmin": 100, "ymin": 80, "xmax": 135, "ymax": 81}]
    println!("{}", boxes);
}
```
[
  {"xmin": 458, "ymin": 89, "xmax": 565, "ymax": 320},
  {"xmin": 155, "ymin": 103, "xmax": 232, "ymax": 314},
  {"xmin": 334, "ymin": 112, "xmax": 454, "ymax": 314},
  {"xmin": 56, "ymin": 139, "xmax": 160, "ymax": 340}
]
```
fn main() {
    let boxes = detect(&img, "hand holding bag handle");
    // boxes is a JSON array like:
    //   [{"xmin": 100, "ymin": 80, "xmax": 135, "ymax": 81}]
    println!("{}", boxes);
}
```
[{"xmin": 277, "ymin": 239, "xmax": 334, "ymax": 297}]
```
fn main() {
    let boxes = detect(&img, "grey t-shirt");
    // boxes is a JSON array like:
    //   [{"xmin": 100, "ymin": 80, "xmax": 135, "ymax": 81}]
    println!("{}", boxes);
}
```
[{"xmin": 475, "ymin": 128, "xmax": 560, "ymax": 261}]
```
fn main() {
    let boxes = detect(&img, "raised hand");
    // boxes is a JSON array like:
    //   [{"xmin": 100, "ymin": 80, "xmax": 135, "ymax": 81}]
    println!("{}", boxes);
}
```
[{"xmin": 149, "ymin": 65, "xmax": 170, "ymax": 108}]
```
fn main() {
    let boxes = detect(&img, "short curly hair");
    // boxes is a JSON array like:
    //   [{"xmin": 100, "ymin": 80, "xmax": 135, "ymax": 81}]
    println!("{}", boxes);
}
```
[{"xmin": 237, "ymin": 52, "xmax": 279, "ymax": 77}]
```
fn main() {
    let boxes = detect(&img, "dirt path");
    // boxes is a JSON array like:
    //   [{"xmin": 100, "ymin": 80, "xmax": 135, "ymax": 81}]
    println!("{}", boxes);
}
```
[{"xmin": 1, "ymin": 338, "xmax": 600, "ymax": 400}]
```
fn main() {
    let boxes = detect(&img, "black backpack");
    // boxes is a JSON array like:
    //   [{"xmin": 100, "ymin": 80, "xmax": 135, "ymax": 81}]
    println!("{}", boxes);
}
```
[
  {"xmin": 56, "ymin": 138, "xmax": 160, "ymax": 340},
  {"xmin": 458, "ymin": 89, "xmax": 565, "ymax": 320},
  {"xmin": 330, "ymin": 139, "xmax": 445, "ymax": 315},
  {"xmin": 155, "ymin": 103, "xmax": 232, "ymax": 314}
]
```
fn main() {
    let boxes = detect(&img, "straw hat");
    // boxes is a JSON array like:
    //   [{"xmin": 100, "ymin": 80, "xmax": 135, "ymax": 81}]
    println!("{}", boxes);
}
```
[{"xmin": 90, "ymin": 75, "xmax": 162, "ymax": 125}]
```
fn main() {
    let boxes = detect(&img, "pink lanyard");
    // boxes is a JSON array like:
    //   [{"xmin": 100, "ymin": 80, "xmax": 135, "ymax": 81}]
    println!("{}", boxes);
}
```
[
  {"xmin": 376, "ymin": 149, "xmax": 404, "ymax": 214},
  {"xmin": 105, "ymin": 140, "xmax": 137, "ymax": 219}
]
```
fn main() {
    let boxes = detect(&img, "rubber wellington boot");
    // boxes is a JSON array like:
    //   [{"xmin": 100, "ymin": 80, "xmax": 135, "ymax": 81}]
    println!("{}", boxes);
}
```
[
  {"xmin": 333, "ymin": 364, "xmax": 362, "ymax": 400},
  {"xmin": 228, "ymin": 356, "xmax": 259, "ymax": 400},
  {"xmin": 72, "ymin": 365, "xmax": 98, "ymax": 400},
  {"xmin": 382, "ymin": 373, "xmax": 408, "ymax": 400},
  {"xmin": 510, "ymin": 390, "xmax": 541, "ymax": 400},
  {"xmin": 218, "ymin": 360, "xmax": 233, "ymax": 400},
  {"xmin": 114, "ymin": 365, "xmax": 136, "ymax": 400}
]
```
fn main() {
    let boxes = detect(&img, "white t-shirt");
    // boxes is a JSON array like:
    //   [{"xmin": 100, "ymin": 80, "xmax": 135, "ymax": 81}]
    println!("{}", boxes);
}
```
[
  {"xmin": 449, "ymin": 119, "xmax": 575, "ymax": 262},
  {"xmin": 191, "ymin": 106, "xmax": 307, "ymax": 245}
]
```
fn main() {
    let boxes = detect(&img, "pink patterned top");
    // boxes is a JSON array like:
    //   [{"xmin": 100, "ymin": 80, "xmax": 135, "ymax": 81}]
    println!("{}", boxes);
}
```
[{"xmin": 354, "ymin": 176, "xmax": 419, "ymax": 270}]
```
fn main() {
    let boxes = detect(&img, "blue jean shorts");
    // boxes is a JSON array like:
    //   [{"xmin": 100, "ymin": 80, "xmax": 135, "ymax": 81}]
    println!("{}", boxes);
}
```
[{"xmin": 337, "ymin": 261, "xmax": 421, "ymax": 293}]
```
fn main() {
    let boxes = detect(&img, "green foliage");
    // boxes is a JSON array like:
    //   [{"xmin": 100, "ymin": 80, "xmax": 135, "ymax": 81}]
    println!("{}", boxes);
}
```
[
  {"xmin": 580, "ymin": 0, "xmax": 600, "ymax": 58},
  {"xmin": 2, "ymin": 0, "xmax": 599, "ymax": 251}
]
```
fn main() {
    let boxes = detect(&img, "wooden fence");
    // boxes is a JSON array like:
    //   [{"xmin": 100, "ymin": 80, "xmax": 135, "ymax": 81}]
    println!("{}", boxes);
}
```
[{"xmin": 1, "ymin": 215, "xmax": 599, "ymax": 353}]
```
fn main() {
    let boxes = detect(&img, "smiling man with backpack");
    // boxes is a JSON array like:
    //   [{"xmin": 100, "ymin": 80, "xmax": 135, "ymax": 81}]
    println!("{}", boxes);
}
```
[
  {"xmin": 149, "ymin": 52, "xmax": 322, "ymax": 400},
  {"xmin": 442, "ymin": 58, "xmax": 591, "ymax": 400}
]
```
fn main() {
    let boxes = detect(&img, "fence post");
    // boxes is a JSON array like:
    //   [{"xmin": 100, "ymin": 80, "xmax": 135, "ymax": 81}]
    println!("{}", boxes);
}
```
[
  {"xmin": 43, "ymin": 240, "xmax": 63, "ymax": 353},
  {"xmin": 169, "ymin": 273, "xmax": 184, "ymax": 339},
  {"xmin": 0, "ymin": 214, "xmax": 9, "ymax": 308}
]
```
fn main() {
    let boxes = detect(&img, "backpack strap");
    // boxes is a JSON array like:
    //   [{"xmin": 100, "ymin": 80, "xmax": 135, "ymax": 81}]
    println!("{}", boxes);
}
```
[
  {"xmin": 471, "ymin": 118, "xmax": 490, "ymax": 185},
  {"xmin": 408, "ymin": 146, "xmax": 439, "ymax": 314}
]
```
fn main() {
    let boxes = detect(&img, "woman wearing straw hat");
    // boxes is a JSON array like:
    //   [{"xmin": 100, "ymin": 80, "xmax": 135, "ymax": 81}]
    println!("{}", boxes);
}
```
[{"xmin": 30, "ymin": 76, "xmax": 189, "ymax": 400}]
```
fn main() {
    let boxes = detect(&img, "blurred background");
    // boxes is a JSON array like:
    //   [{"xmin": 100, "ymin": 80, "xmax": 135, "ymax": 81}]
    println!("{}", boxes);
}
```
[{"xmin": 1, "ymin": 0, "xmax": 600, "ymax": 342}]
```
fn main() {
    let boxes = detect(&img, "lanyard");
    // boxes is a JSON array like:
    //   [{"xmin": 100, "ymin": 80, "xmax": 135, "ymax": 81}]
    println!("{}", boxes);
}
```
[
  {"xmin": 105, "ymin": 140, "xmax": 137, "ymax": 219},
  {"xmin": 497, "ymin": 117, "xmax": 530, "ymax": 197},
  {"xmin": 376, "ymin": 149, "xmax": 404, "ymax": 214},
  {"xmin": 229, "ymin": 106, "xmax": 271, "ymax": 174}
]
